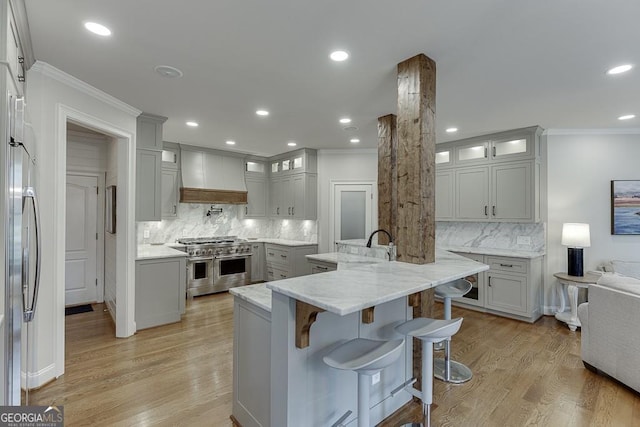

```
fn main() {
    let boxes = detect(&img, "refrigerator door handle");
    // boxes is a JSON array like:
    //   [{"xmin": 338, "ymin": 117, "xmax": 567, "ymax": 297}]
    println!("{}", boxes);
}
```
[{"xmin": 22, "ymin": 186, "xmax": 41, "ymax": 323}]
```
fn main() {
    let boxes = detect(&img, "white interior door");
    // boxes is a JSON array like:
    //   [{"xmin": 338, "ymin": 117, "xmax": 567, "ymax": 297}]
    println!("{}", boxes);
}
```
[
  {"xmin": 65, "ymin": 174, "xmax": 99, "ymax": 306},
  {"xmin": 331, "ymin": 183, "xmax": 374, "ymax": 248}
]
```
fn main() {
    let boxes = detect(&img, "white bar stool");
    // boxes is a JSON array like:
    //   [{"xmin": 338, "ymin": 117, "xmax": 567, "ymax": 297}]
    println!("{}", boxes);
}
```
[
  {"xmin": 394, "ymin": 317, "xmax": 463, "ymax": 427},
  {"xmin": 434, "ymin": 278, "xmax": 473, "ymax": 384},
  {"xmin": 323, "ymin": 338, "xmax": 405, "ymax": 427}
]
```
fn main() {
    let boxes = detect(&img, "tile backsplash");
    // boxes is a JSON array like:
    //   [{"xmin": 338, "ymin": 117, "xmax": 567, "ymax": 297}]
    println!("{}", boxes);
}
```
[
  {"xmin": 436, "ymin": 222, "xmax": 545, "ymax": 252},
  {"xmin": 137, "ymin": 203, "xmax": 317, "ymax": 244}
]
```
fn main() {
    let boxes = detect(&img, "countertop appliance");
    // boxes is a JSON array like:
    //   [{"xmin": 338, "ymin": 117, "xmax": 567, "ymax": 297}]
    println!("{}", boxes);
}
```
[
  {"xmin": 2, "ymin": 91, "xmax": 41, "ymax": 405},
  {"xmin": 176, "ymin": 236, "xmax": 252, "ymax": 296}
]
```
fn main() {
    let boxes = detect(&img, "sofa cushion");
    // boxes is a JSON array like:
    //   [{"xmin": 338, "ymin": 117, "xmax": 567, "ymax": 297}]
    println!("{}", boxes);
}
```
[
  {"xmin": 597, "ymin": 272, "xmax": 640, "ymax": 295},
  {"xmin": 610, "ymin": 260, "xmax": 640, "ymax": 280}
]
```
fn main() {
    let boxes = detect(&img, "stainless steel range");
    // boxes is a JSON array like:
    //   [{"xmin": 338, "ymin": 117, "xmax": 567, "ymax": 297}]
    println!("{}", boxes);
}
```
[{"xmin": 177, "ymin": 236, "xmax": 252, "ymax": 297}]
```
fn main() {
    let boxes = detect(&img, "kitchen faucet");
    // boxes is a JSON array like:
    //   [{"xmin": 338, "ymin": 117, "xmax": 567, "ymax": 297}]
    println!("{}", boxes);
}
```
[
  {"xmin": 365, "ymin": 229, "xmax": 396, "ymax": 261},
  {"xmin": 366, "ymin": 229, "xmax": 393, "ymax": 248}
]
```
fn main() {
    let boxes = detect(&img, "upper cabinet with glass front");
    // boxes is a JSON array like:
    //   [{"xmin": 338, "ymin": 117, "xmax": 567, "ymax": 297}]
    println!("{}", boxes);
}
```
[
  {"xmin": 447, "ymin": 126, "xmax": 542, "ymax": 167},
  {"xmin": 269, "ymin": 148, "xmax": 317, "ymax": 176}
]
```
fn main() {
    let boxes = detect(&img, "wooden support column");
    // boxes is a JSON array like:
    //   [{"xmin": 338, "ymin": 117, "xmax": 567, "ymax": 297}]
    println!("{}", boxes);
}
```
[
  {"xmin": 397, "ymin": 53, "xmax": 437, "ymax": 395},
  {"xmin": 377, "ymin": 114, "xmax": 397, "ymax": 246},
  {"xmin": 396, "ymin": 53, "xmax": 436, "ymax": 266}
]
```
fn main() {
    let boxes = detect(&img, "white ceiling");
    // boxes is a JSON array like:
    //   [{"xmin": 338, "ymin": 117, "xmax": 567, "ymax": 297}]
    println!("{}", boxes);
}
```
[{"xmin": 24, "ymin": 0, "xmax": 640, "ymax": 156}]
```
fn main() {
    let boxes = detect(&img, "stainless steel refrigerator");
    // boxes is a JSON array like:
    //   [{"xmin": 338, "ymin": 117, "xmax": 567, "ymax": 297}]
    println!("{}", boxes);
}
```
[{"xmin": 2, "ymin": 91, "xmax": 41, "ymax": 405}]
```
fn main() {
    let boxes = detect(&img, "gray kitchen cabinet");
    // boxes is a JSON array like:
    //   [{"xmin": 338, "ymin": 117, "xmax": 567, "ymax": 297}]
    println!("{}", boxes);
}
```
[
  {"xmin": 454, "ymin": 161, "xmax": 534, "ymax": 222},
  {"xmin": 308, "ymin": 259, "xmax": 337, "ymax": 274},
  {"xmin": 451, "ymin": 252, "xmax": 543, "ymax": 323},
  {"xmin": 244, "ymin": 177, "xmax": 268, "ymax": 218},
  {"xmin": 135, "ymin": 113, "xmax": 167, "ymax": 221},
  {"xmin": 455, "ymin": 167, "xmax": 489, "ymax": 220},
  {"xmin": 437, "ymin": 126, "xmax": 542, "ymax": 223},
  {"xmin": 265, "ymin": 243, "xmax": 317, "ymax": 280},
  {"xmin": 161, "ymin": 168, "xmax": 179, "ymax": 218},
  {"xmin": 162, "ymin": 141, "xmax": 180, "ymax": 170},
  {"xmin": 269, "ymin": 173, "xmax": 317, "ymax": 220},
  {"xmin": 269, "ymin": 148, "xmax": 317, "ymax": 176},
  {"xmin": 435, "ymin": 170, "xmax": 455, "ymax": 220},
  {"xmin": 137, "ymin": 113, "xmax": 166, "ymax": 150},
  {"xmin": 135, "ymin": 256, "xmax": 186, "ymax": 330},
  {"xmin": 269, "ymin": 177, "xmax": 285, "ymax": 217},
  {"xmin": 491, "ymin": 161, "xmax": 532, "ymax": 221},
  {"xmin": 250, "ymin": 242, "xmax": 265, "ymax": 282},
  {"xmin": 136, "ymin": 148, "xmax": 162, "ymax": 221}
]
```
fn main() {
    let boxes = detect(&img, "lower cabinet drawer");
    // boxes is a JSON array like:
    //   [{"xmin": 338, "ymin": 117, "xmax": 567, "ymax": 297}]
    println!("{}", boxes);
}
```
[
  {"xmin": 309, "ymin": 261, "xmax": 337, "ymax": 274},
  {"xmin": 266, "ymin": 266, "xmax": 290, "ymax": 281},
  {"xmin": 265, "ymin": 246, "xmax": 291, "ymax": 267},
  {"xmin": 487, "ymin": 256, "xmax": 528, "ymax": 274}
]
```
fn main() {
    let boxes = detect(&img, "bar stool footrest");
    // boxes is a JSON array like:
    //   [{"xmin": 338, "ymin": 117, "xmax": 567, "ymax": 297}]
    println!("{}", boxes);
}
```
[{"xmin": 433, "ymin": 358, "xmax": 472, "ymax": 384}]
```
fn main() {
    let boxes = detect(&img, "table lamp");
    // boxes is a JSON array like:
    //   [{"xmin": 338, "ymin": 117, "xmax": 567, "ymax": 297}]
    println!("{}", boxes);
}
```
[{"xmin": 561, "ymin": 223, "xmax": 591, "ymax": 277}]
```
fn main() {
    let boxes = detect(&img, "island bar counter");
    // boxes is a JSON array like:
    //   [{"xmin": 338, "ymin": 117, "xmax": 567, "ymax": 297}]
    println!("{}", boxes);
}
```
[{"xmin": 232, "ymin": 250, "xmax": 488, "ymax": 427}]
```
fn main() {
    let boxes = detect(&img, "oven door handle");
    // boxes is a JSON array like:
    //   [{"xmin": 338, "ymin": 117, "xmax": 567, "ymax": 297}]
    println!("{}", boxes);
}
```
[
  {"xmin": 215, "ymin": 254, "xmax": 252, "ymax": 260},
  {"xmin": 188, "ymin": 256, "xmax": 214, "ymax": 262}
]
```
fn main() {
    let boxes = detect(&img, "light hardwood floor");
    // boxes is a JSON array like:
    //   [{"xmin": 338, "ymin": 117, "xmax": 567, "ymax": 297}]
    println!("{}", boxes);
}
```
[{"xmin": 31, "ymin": 293, "xmax": 640, "ymax": 426}]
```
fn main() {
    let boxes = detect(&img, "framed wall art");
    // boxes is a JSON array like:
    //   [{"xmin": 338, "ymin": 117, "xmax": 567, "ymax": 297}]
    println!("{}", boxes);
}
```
[{"xmin": 611, "ymin": 180, "xmax": 640, "ymax": 235}]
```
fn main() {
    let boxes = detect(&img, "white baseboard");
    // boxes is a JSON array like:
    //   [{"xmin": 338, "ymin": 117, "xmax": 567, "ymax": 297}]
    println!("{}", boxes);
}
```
[{"xmin": 21, "ymin": 362, "xmax": 57, "ymax": 390}]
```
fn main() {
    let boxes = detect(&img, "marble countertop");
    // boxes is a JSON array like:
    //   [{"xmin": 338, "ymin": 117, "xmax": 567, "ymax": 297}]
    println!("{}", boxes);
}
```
[
  {"xmin": 267, "ymin": 249, "xmax": 488, "ymax": 316},
  {"xmin": 136, "ymin": 244, "xmax": 188, "ymax": 260},
  {"xmin": 249, "ymin": 238, "xmax": 317, "ymax": 247},
  {"xmin": 230, "ymin": 284, "xmax": 272, "ymax": 313},
  {"xmin": 440, "ymin": 245, "xmax": 545, "ymax": 259},
  {"xmin": 305, "ymin": 252, "xmax": 388, "ymax": 265}
]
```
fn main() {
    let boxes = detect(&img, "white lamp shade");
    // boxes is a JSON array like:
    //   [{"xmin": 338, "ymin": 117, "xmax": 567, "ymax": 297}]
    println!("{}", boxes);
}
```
[{"xmin": 561, "ymin": 223, "xmax": 591, "ymax": 248}]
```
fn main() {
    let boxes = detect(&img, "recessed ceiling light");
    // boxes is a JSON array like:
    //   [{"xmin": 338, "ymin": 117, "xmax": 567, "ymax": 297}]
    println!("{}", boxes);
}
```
[
  {"xmin": 186, "ymin": 121, "xmax": 198, "ymax": 127},
  {"xmin": 339, "ymin": 117, "xmax": 352, "ymax": 124},
  {"xmin": 343, "ymin": 126, "xmax": 359, "ymax": 132},
  {"xmin": 330, "ymin": 50, "xmax": 349, "ymax": 62},
  {"xmin": 155, "ymin": 65, "xmax": 183, "ymax": 78},
  {"xmin": 618, "ymin": 114, "xmax": 636, "ymax": 120},
  {"xmin": 226, "ymin": 140, "xmax": 236, "ymax": 145},
  {"xmin": 350, "ymin": 138, "xmax": 360, "ymax": 143},
  {"xmin": 287, "ymin": 142, "xmax": 297, "ymax": 147},
  {"xmin": 256, "ymin": 110, "xmax": 269, "ymax": 116},
  {"xmin": 606, "ymin": 64, "xmax": 633, "ymax": 75},
  {"xmin": 84, "ymin": 22, "xmax": 111, "ymax": 36},
  {"xmin": 446, "ymin": 127, "xmax": 458, "ymax": 133}
]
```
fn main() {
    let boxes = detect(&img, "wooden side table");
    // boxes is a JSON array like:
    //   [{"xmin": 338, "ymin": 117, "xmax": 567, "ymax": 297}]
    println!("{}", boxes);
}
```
[{"xmin": 553, "ymin": 272, "xmax": 600, "ymax": 331}]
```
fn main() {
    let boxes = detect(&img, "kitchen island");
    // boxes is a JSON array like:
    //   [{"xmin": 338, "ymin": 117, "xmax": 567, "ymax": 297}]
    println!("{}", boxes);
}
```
[{"xmin": 230, "ymin": 249, "xmax": 488, "ymax": 427}]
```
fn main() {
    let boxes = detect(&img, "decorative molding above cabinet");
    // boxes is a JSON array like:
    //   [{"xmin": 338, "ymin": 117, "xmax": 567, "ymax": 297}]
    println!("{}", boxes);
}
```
[{"xmin": 436, "ymin": 126, "xmax": 543, "ymax": 223}]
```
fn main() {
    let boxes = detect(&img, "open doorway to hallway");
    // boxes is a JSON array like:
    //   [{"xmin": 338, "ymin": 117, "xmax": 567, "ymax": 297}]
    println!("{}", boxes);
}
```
[{"xmin": 64, "ymin": 122, "xmax": 115, "ymax": 322}]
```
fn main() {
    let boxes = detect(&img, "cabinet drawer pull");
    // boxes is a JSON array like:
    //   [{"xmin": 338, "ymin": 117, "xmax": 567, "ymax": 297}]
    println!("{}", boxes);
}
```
[
  {"xmin": 288, "ymin": 207, "xmax": 291, "ymax": 215},
  {"xmin": 484, "ymin": 205, "xmax": 488, "ymax": 216},
  {"xmin": 492, "ymin": 145, "xmax": 496, "ymax": 157},
  {"xmin": 499, "ymin": 263, "xmax": 514, "ymax": 268},
  {"xmin": 280, "ymin": 254, "xmax": 287, "ymax": 258},
  {"xmin": 484, "ymin": 147, "xmax": 488, "ymax": 158},
  {"xmin": 174, "ymin": 205, "xmax": 177, "ymax": 214},
  {"xmin": 292, "ymin": 207, "xmax": 295, "ymax": 215},
  {"xmin": 268, "ymin": 252, "xmax": 275, "ymax": 256},
  {"xmin": 488, "ymin": 276, "xmax": 492, "ymax": 286},
  {"xmin": 317, "ymin": 266, "xmax": 328, "ymax": 271},
  {"xmin": 492, "ymin": 205, "xmax": 496, "ymax": 216},
  {"xmin": 277, "ymin": 207, "xmax": 280, "ymax": 215},
  {"xmin": 245, "ymin": 206, "xmax": 248, "ymax": 215},
  {"xmin": 280, "ymin": 274, "xmax": 287, "ymax": 278}
]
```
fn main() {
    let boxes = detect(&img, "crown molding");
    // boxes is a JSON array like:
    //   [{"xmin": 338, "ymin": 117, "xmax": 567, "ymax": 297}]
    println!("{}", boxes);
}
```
[
  {"xmin": 544, "ymin": 128, "xmax": 640, "ymax": 136},
  {"xmin": 30, "ymin": 61, "xmax": 142, "ymax": 117},
  {"xmin": 9, "ymin": 0, "xmax": 35, "ymax": 68},
  {"xmin": 318, "ymin": 148, "xmax": 378, "ymax": 155}
]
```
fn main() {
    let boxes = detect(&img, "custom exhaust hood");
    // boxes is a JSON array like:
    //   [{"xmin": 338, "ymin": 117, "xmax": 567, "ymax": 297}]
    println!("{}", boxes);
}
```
[{"xmin": 180, "ymin": 146, "xmax": 247, "ymax": 204}]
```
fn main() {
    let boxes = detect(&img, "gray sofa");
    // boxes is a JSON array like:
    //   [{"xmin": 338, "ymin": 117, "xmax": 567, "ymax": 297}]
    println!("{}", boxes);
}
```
[{"xmin": 578, "ymin": 263, "xmax": 640, "ymax": 393}]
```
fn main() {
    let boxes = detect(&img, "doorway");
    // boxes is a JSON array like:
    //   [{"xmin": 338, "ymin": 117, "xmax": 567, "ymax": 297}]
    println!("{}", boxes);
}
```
[
  {"xmin": 329, "ymin": 182, "xmax": 376, "ymax": 249},
  {"xmin": 65, "ymin": 172, "xmax": 105, "ymax": 306}
]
